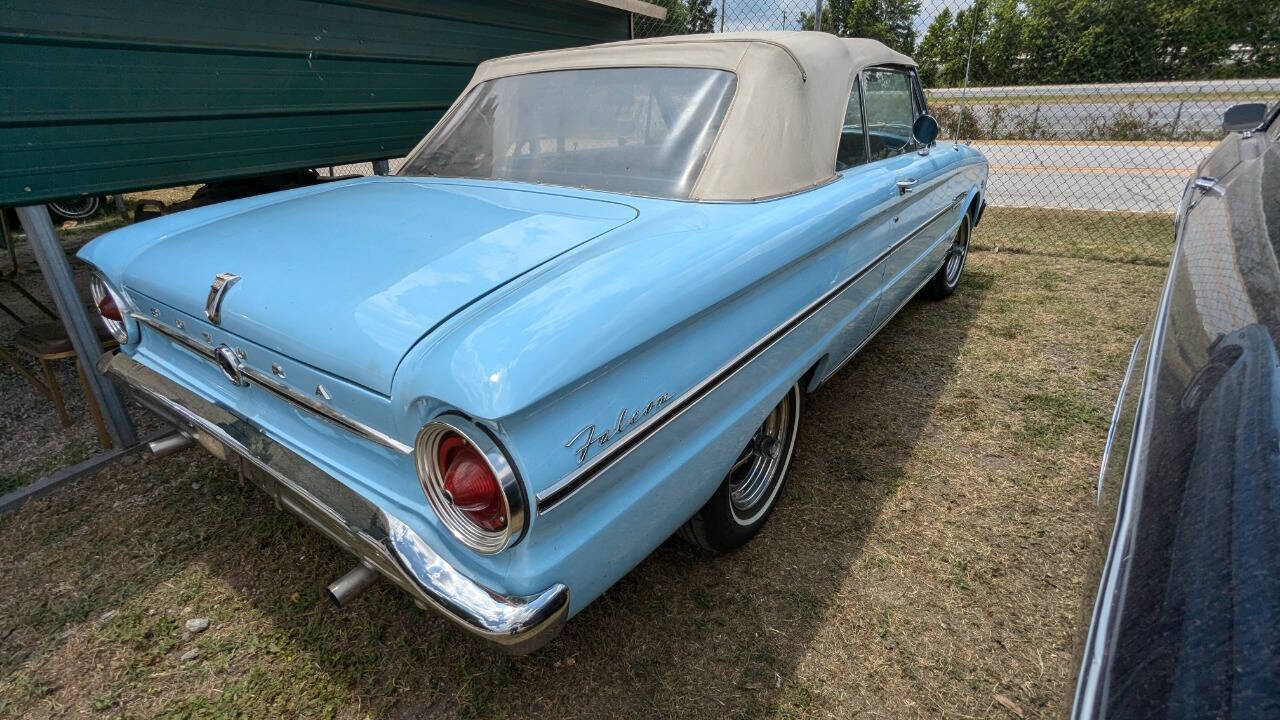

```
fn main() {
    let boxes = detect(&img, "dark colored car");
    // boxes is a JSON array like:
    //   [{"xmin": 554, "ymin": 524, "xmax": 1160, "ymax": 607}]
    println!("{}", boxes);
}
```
[{"xmin": 1071, "ymin": 102, "xmax": 1280, "ymax": 718}]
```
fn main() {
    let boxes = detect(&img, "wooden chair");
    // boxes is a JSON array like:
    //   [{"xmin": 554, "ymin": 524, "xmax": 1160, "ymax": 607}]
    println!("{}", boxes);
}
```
[{"xmin": 7, "ymin": 320, "xmax": 117, "ymax": 448}]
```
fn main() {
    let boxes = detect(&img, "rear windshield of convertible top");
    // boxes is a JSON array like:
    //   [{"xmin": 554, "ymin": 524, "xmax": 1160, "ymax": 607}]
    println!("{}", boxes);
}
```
[{"xmin": 399, "ymin": 67, "xmax": 738, "ymax": 200}]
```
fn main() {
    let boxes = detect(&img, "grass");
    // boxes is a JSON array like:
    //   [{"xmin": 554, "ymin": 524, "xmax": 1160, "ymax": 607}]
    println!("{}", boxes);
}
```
[
  {"xmin": 0, "ymin": 237, "xmax": 1166, "ymax": 718},
  {"xmin": 976, "ymin": 206, "xmax": 1174, "ymax": 266}
]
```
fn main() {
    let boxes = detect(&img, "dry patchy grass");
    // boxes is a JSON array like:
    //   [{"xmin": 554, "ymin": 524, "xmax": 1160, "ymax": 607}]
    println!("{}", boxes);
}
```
[
  {"xmin": 978, "ymin": 206, "xmax": 1173, "ymax": 266},
  {"xmin": 0, "ymin": 249, "xmax": 1164, "ymax": 719}
]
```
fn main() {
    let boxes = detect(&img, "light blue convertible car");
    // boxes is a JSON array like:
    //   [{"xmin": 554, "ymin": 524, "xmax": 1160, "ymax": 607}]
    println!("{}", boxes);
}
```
[{"xmin": 80, "ymin": 31, "xmax": 987, "ymax": 652}]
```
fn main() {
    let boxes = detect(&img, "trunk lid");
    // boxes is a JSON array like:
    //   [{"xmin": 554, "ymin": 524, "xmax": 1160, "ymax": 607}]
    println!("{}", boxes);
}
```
[{"xmin": 123, "ymin": 177, "xmax": 636, "ymax": 394}]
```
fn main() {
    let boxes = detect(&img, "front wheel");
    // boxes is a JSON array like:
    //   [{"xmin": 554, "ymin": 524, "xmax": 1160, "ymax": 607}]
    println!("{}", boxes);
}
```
[
  {"xmin": 921, "ymin": 212, "xmax": 971, "ymax": 300},
  {"xmin": 679, "ymin": 383, "xmax": 802, "ymax": 553}
]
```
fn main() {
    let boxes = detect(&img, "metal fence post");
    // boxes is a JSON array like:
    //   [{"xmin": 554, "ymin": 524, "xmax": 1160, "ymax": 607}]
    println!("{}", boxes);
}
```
[
  {"xmin": 372, "ymin": 160, "xmax": 390, "ymax": 175},
  {"xmin": 15, "ymin": 204, "xmax": 137, "ymax": 448},
  {"xmin": 814, "ymin": 0, "xmax": 821, "ymax": 31}
]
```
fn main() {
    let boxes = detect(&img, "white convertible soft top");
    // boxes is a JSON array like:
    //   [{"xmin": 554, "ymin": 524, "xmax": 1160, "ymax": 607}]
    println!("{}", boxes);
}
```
[{"xmin": 441, "ymin": 32, "xmax": 917, "ymax": 201}]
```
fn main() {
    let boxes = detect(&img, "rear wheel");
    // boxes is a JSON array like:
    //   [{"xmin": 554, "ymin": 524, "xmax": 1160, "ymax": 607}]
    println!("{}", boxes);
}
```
[
  {"xmin": 679, "ymin": 383, "xmax": 802, "ymax": 553},
  {"xmin": 922, "ymin": 213, "xmax": 971, "ymax": 300}
]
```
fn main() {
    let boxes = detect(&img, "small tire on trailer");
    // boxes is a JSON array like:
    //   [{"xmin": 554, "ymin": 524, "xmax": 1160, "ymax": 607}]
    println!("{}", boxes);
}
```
[
  {"xmin": 679, "ymin": 382, "xmax": 802, "ymax": 553},
  {"xmin": 47, "ymin": 196, "xmax": 103, "ymax": 223},
  {"xmin": 921, "ymin": 212, "xmax": 972, "ymax": 301}
]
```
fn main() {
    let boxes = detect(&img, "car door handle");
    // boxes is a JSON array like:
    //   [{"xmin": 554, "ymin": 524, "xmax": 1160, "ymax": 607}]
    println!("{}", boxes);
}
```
[{"xmin": 896, "ymin": 178, "xmax": 918, "ymax": 194}]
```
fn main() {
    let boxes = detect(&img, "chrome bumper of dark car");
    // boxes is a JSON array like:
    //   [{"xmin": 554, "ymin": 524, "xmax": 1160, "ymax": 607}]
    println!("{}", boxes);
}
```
[{"xmin": 100, "ymin": 351, "xmax": 568, "ymax": 654}]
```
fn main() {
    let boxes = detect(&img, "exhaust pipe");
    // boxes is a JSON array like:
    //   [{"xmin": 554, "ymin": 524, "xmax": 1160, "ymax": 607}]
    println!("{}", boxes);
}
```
[
  {"xmin": 148, "ymin": 432, "xmax": 193, "ymax": 458},
  {"xmin": 326, "ymin": 563, "xmax": 379, "ymax": 607}
]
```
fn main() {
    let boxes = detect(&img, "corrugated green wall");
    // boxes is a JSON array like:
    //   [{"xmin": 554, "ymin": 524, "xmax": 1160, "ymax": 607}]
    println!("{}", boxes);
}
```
[{"xmin": 0, "ymin": 0, "xmax": 630, "ymax": 206}]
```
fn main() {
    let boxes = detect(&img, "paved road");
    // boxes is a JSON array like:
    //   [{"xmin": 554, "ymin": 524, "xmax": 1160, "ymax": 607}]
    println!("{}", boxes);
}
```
[
  {"xmin": 927, "ymin": 78, "xmax": 1279, "ymax": 139},
  {"xmin": 930, "ymin": 78, "xmax": 1280, "ymax": 100},
  {"xmin": 972, "ymin": 141, "xmax": 1214, "ymax": 213}
]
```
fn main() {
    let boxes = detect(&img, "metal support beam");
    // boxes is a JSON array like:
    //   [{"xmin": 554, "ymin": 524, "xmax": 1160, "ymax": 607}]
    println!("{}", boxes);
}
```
[
  {"xmin": 15, "ymin": 204, "xmax": 137, "ymax": 448},
  {"xmin": 372, "ymin": 159, "xmax": 390, "ymax": 176},
  {"xmin": 0, "ymin": 427, "xmax": 169, "ymax": 515}
]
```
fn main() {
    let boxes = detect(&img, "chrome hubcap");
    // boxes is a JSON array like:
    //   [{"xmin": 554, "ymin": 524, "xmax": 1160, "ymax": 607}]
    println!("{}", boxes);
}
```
[
  {"xmin": 944, "ymin": 221, "xmax": 969, "ymax": 286},
  {"xmin": 728, "ymin": 392, "xmax": 796, "ymax": 521}
]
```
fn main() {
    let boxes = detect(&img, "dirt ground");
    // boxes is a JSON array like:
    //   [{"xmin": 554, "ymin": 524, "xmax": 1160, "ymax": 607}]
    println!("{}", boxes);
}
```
[{"xmin": 0, "ymin": 233, "xmax": 1165, "ymax": 718}]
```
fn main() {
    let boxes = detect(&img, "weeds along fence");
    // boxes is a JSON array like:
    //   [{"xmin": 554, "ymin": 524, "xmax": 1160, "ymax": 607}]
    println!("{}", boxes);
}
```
[{"xmin": 634, "ymin": 0, "xmax": 1279, "ymax": 265}]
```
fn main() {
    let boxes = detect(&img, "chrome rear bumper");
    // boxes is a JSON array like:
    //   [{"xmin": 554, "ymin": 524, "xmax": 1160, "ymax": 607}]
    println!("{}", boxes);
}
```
[{"xmin": 101, "ymin": 351, "xmax": 568, "ymax": 654}]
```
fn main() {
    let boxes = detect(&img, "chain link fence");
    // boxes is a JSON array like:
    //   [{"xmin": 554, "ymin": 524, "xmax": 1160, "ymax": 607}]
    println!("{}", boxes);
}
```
[{"xmin": 635, "ymin": 0, "xmax": 1279, "ymax": 265}]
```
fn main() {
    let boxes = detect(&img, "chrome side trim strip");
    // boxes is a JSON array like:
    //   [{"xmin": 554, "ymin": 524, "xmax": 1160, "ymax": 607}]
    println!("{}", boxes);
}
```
[
  {"xmin": 1071, "ymin": 190, "xmax": 1189, "ymax": 719},
  {"xmin": 535, "ymin": 193, "xmax": 967, "ymax": 513},
  {"xmin": 132, "ymin": 313, "xmax": 413, "ymax": 454},
  {"xmin": 817, "ymin": 258, "xmax": 939, "ymax": 386},
  {"xmin": 817, "ymin": 203, "xmax": 968, "ymax": 384},
  {"xmin": 1096, "ymin": 338, "xmax": 1142, "ymax": 502}
]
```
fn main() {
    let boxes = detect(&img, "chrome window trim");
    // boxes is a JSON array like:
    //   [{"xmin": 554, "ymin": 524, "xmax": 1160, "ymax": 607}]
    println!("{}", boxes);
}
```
[
  {"xmin": 535, "ymin": 192, "xmax": 968, "ymax": 513},
  {"xmin": 414, "ymin": 415, "xmax": 528, "ymax": 554},
  {"xmin": 131, "ymin": 313, "xmax": 413, "ymax": 454}
]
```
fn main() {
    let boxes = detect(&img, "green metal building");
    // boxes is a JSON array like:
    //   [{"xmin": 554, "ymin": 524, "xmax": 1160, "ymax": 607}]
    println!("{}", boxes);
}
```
[{"xmin": 0, "ymin": 0, "xmax": 663, "ymax": 206}]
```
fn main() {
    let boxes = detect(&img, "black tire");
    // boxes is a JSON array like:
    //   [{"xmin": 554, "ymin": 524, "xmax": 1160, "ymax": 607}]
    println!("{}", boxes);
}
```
[
  {"xmin": 921, "ymin": 213, "xmax": 971, "ymax": 301},
  {"xmin": 47, "ymin": 196, "xmax": 103, "ymax": 223},
  {"xmin": 679, "ymin": 383, "xmax": 802, "ymax": 553}
]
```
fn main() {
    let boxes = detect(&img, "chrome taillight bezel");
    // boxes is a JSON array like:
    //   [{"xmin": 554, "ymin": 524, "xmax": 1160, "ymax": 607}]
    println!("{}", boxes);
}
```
[
  {"xmin": 415, "ymin": 416, "xmax": 526, "ymax": 555},
  {"xmin": 89, "ymin": 272, "xmax": 131, "ymax": 344}
]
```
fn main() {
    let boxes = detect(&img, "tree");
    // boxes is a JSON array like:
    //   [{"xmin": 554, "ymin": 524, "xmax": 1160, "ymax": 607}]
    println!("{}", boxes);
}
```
[
  {"xmin": 799, "ymin": 0, "xmax": 921, "ymax": 54},
  {"xmin": 1152, "ymin": 0, "xmax": 1279, "ymax": 78},
  {"xmin": 914, "ymin": 1, "xmax": 1024, "ymax": 87},
  {"xmin": 634, "ymin": 0, "xmax": 690, "ymax": 37},
  {"xmin": 914, "ymin": 7, "xmax": 955, "ymax": 86},
  {"xmin": 687, "ymin": 0, "xmax": 718, "ymax": 33},
  {"xmin": 982, "ymin": 0, "xmax": 1025, "ymax": 84},
  {"xmin": 1023, "ymin": 0, "xmax": 1161, "ymax": 83}
]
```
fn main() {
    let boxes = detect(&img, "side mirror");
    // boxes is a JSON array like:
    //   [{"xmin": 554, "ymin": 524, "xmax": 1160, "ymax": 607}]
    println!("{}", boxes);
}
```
[
  {"xmin": 1223, "ymin": 103, "xmax": 1267, "ymax": 133},
  {"xmin": 913, "ymin": 114, "xmax": 939, "ymax": 145}
]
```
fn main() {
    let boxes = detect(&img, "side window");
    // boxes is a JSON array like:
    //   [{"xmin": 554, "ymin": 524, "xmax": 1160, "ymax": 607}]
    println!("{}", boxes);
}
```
[
  {"xmin": 861, "ymin": 67, "xmax": 918, "ymax": 162},
  {"xmin": 836, "ymin": 75, "xmax": 869, "ymax": 171}
]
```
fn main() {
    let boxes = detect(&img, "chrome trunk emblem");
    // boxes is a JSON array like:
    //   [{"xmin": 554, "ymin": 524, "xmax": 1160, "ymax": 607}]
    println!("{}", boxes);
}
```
[{"xmin": 205, "ymin": 273, "xmax": 241, "ymax": 325}]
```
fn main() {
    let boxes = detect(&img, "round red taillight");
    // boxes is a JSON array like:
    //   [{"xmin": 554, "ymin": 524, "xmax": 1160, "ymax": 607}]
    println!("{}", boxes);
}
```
[
  {"xmin": 438, "ymin": 432, "xmax": 506, "ymax": 532},
  {"xmin": 416, "ymin": 421, "xmax": 524, "ymax": 554},
  {"xmin": 97, "ymin": 293, "xmax": 122, "ymax": 322},
  {"xmin": 89, "ymin": 273, "xmax": 130, "ymax": 344}
]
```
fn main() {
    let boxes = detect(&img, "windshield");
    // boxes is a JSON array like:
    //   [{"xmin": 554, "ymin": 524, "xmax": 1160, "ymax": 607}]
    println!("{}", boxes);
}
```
[{"xmin": 400, "ymin": 67, "xmax": 738, "ymax": 199}]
